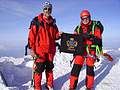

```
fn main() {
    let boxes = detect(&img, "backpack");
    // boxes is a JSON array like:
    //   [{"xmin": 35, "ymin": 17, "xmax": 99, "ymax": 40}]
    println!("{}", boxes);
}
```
[{"xmin": 25, "ymin": 16, "xmax": 42, "ymax": 55}]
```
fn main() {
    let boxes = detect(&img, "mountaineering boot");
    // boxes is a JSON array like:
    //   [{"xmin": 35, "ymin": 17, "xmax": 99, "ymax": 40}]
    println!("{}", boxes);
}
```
[
  {"xmin": 45, "ymin": 85, "xmax": 54, "ymax": 90},
  {"xmin": 69, "ymin": 88, "xmax": 75, "ymax": 90},
  {"xmin": 86, "ymin": 88, "xmax": 92, "ymax": 90}
]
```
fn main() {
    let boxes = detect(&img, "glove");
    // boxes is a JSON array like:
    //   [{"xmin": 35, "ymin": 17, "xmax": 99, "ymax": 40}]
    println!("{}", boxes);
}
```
[
  {"xmin": 96, "ymin": 58, "xmax": 100, "ymax": 62},
  {"xmin": 82, "ymin": 33, "xmax": 91, "ymax": 39},
  {"xmin": 30, "ymin": 49, "xmax": 36, "ymax": 57},
  {"xmin": 82, "ymin": 33, "xmax": 102, "ymax": 46},
  {"xmin": 90, "ymin": 36, "xmax": 102, "ymax": 46}
]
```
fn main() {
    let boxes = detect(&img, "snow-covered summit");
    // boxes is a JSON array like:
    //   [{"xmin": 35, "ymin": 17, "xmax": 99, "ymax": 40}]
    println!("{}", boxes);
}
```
[{"xmin": 0, "ymin": 49, "xmax": 120, "ymax": 90}]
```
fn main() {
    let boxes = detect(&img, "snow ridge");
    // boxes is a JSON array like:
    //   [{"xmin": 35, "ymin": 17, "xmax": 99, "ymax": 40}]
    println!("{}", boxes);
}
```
[{"xmin": 0, "ymin": 49, "xmax": 120, "ymax": 90}]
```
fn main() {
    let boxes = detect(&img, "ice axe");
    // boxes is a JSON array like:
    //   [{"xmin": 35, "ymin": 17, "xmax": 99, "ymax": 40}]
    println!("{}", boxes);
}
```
[
  {"xmin": 70, "ymin": 57, "xmax": 75, "ymax": 67},
  {"xmin": 102, "ymin": 53, "xmax": 113, "ymax": 61}
]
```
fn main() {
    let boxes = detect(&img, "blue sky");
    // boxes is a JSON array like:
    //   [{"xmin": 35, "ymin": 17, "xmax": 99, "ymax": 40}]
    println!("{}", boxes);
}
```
[{"xmin": 0, "ymin": 0, "xmax": 120, "ymax": 57}]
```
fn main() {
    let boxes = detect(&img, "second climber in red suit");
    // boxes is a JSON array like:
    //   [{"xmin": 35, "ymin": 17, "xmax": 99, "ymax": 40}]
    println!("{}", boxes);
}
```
[{"xmin": 69, "ymin": 10, "xmax": 103, "ymax": 90}]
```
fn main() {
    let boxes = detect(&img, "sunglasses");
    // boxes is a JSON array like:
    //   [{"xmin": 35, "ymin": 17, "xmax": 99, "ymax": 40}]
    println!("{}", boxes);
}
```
[
  {"xmin": 81, "ymin": 16, "xmax": 90, "ymax": 20},
  {"xmin": 44, "ymin": 7, "xmax": 52, "ymax": 11}
]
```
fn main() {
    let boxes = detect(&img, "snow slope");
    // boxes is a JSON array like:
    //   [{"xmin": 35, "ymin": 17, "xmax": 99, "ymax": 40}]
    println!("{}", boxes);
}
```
[{"xmin": 0, "ymin": 49, "xmax": 120, "ymax": 90}]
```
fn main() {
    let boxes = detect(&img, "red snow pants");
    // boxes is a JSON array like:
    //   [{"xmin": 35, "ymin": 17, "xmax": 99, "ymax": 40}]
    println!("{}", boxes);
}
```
[
  {"xmin": 33, "ymin": 52, "xmax": 55, "ymax": 90},
  {"xmin": 69, "ymin": 54, "xmax": 95, "ymax": 89}
]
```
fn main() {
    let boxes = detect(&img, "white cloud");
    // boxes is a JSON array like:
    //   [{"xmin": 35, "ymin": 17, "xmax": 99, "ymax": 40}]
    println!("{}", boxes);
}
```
[
  {"xmin": 0, "ymin": 45, "xmax": 7, "ymax": 51},
  {"xmin": 0, "ymin": 0, "xmax": 35, "ymax": 17},
  {"xmin": 0, "ymin": 43, "xmax": 14, "ymax": 51},
  {"xmin": 118, "ymin": 48, "xmax": 120, "ymax": 51}
]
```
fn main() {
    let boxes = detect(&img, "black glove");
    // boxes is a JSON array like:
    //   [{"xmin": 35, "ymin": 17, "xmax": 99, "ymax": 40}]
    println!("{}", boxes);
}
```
[
  {"xmin": 82, "ymin": 33, "xmax": 91, "ymax": 39},
  {"xmin": 82, "ymin": 33, "xmax": 102, "ymax": 47},
  {"xmin": 96, "ymin": 58, "xmax": 100, "ymax": 62},
  {"xmin": 90, "ymin": 36, "xmax": 102, "ymax": 46},
  {"xmin": 56, "ymin": 42, "xmax": 60, "ymax": 50}
]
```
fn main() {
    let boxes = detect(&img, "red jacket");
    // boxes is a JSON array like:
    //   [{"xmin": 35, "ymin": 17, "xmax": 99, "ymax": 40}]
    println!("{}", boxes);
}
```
[{"xmin": 28, "ymin": 13, "xmax": 60, "ymax": 54}]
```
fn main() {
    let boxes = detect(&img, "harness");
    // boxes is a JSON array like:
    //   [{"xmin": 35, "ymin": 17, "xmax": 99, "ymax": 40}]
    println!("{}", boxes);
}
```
[{"xmin": 76, "ymin": 21, "xmax": 103, "ymax": 57}]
